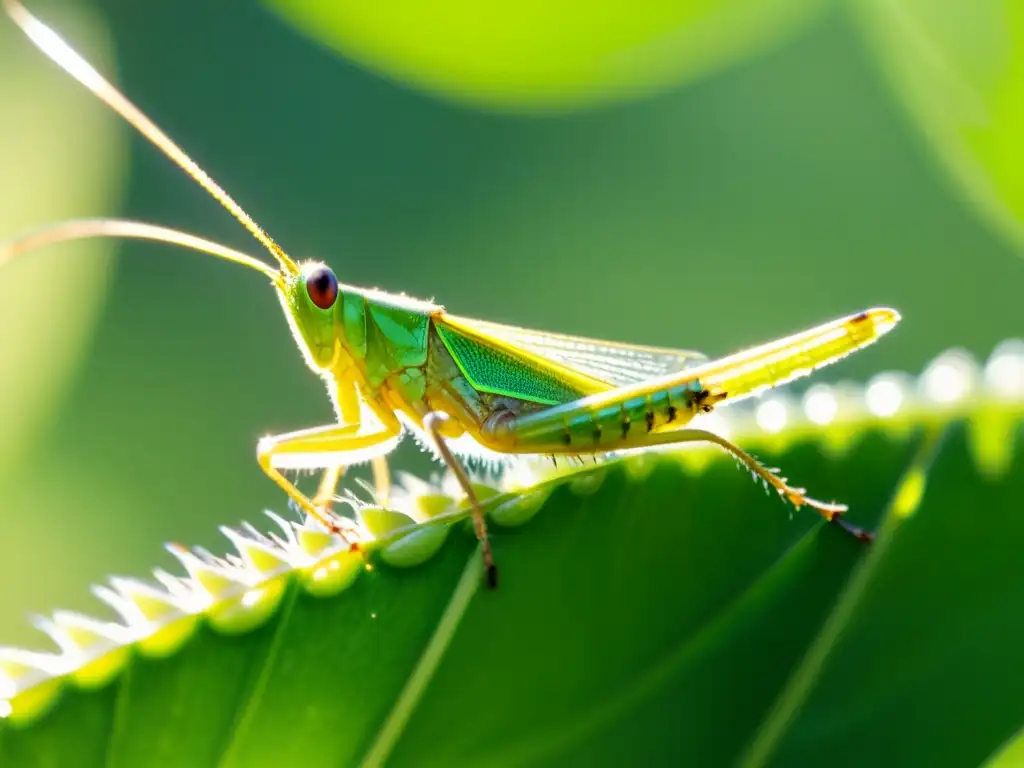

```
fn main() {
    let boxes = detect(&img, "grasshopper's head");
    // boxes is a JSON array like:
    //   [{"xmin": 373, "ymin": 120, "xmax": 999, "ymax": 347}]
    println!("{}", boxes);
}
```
[{"xmin": 275, "ymin": 260, "xmax": 346, "ymax": 374}]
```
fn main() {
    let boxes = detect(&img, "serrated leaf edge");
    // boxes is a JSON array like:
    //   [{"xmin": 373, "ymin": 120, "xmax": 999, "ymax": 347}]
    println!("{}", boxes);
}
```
[{"xmin": 0, "ymin": 340, "xmax": 1020, "ymax": 725}]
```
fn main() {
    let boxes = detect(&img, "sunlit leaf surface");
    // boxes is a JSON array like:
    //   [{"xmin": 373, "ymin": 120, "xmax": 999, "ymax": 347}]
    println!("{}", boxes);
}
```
[{"xmin": 266, "ymin": 0, "xmax": 826, "ymax": 111}]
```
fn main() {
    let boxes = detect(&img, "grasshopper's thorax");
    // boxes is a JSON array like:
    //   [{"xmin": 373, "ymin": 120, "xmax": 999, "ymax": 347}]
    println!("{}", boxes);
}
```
[{"xmin": 337, "ymin": 285, "xmax": 437, "ymax": 393}]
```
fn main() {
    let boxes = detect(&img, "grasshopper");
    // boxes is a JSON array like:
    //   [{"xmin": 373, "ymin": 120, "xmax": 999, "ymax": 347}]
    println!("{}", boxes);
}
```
[{"xmin": 1, "ymin": 1, "xmax": 899, "ymax": 588}]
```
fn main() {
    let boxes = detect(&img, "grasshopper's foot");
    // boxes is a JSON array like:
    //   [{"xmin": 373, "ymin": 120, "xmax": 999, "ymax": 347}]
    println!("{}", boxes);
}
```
[
  {"xmin": 486, "ymin": 563, "xmax": 499, "ymax": 590},
  {"xmin": 318, "ymin": 505, "xmax": 360, "ymax": 545},
  {"xmin": 470, "ymin": 510, "xmax": 498, "ymax": 590},
  {"xmin": 290, "ymin": 496, "xmax": 360, "ymax": 548},
  {"xmin": 827, "ymin": 512, "xmax": 875, "ymax": 543},
  {"xmin": 782, "ymin": 488, "xmax": 874, "ymax": 543},
  {"xmin": 312, "ymin": 483, "xmax": 355, "ymax": 542}
]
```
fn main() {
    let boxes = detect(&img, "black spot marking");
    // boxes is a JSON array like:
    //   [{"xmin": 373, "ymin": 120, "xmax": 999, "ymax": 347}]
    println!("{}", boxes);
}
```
[
  {"xmin": 621, "ymin": 418, "xmax": 631, "ymax": 439},
  {"xmin": 645, "ymin": 411, "xmax": 655, "ymax": 432},
  {"xmin": 694, "ymin": 388, "xmax": 719, "ymax": 414},
  {"xmin": 852, "ymin": 311, "xmax": 870, "ymax": 323},
  {"xmin": 667, "ymin": 405, "xmax": 678, "ymax": 423},
  {"xmin": 562, "ymin": 429, "xmax": 572, "ymax": 446},
  {"xmin": 593, "ymin": 424, "xmax": 603, "ymax": 444}
]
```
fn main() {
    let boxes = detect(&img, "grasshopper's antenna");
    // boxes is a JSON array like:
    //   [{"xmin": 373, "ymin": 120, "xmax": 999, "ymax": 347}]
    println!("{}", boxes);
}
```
[
  {"xmin": 3, "ymin": 0, "xmax": 300, "ymax": 278},
  {"xmin": 1, "ymin": 219, "xmax": 285, "ymax": 289}
]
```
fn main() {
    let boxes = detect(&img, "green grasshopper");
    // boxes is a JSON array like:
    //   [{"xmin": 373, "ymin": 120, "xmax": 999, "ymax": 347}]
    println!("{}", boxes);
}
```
[{"xmin": 2, "ymin": 1, "xmax": 899, "ymax": 588}]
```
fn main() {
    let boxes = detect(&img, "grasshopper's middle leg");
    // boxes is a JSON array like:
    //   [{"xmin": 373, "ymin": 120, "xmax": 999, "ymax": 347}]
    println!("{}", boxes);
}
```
[
  {"xmin": 423, "ymin": 412, "xmax": 498, "ymax": 589},
  {"xmin": 258, "ymin": 420, "xmax": 401, "ymax": 543}
]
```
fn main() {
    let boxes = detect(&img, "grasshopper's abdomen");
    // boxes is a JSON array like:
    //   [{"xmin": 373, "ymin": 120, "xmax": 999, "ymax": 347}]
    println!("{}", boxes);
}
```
[{"xmin": 486, "ymin": 377, "xmax": 713, "ymax": 453}]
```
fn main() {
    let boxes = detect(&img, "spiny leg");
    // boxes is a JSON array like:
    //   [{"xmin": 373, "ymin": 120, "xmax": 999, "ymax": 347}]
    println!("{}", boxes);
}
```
[
  {"xmin": 633, "ymin": 428, "xmax": 872, "ymax": 541},
  {"xmin": 497, "ymin": 403, "xmax": 873, "ymax": 541},
  {"xmin": 423, "ymin": 412, "xmax": 498, "ymax": 589},
  {"xmin": 257, "ymin": 421, "xmax": 400, "ymax": 544}
]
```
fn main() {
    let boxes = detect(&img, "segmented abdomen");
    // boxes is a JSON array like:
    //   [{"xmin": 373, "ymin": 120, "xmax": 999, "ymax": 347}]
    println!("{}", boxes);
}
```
[{"xmin": 488, "ymin": 378, "xmax": 711, "ymax": 453}]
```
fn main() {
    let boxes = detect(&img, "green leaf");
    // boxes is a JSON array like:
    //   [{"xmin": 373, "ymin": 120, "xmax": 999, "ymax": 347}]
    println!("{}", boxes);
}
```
[
  {"xmin": 264, "ymin": 0, "xmax": 826, "ymax": 112},
  {"xmin": 1, "ymin": 345, "xmax": 1022, "ymax": 767},
  {"xmin": 850, "ymin": 0, "xmax": 1024, "ymax": 250}
]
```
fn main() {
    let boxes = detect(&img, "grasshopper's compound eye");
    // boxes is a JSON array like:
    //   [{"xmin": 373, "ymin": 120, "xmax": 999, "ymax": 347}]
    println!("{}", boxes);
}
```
[{"xmin": 306, "ymin": 266, "xmax": 338, "ymax": 310}]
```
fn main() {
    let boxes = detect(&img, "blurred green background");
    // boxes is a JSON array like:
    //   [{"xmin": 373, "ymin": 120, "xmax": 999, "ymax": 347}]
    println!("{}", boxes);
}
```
[{"xmin": 0, "ymin": 0, "xmax": 1020, "ymax": 647}]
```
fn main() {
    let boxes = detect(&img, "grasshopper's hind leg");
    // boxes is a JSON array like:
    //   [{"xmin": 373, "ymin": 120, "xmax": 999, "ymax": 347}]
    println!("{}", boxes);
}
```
[
  {"xmin": 644, "ymin": 429, "xmax": 874, "ymax": 541},
  {"xmin": 494, "ymin": 405, "xmax": 873, "ymax": 541},
  {"xmin": 423, "ymin": 412, "xmax": 498, "ymax": 589}
]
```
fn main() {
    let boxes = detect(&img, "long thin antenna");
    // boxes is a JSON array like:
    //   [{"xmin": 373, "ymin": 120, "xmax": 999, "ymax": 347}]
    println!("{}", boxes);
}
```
[
  {"xmin": 1, "ymin": 219, "xmax": 286, "ymax": 289},
  {"xmin": 3, "ymin": 0, "xmax": 299, "ymax": 278}
]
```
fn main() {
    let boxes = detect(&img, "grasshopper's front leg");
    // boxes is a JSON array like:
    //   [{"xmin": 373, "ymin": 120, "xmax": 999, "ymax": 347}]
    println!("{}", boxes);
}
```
[{"xmin": 257, "ymin": 414, "xmax": 402, "ymax": 543}]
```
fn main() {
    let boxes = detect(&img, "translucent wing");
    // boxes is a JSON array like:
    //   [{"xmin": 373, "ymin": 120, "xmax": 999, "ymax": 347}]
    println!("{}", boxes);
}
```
[{"xmin": 445, "ymin": 315, "xmax": 706, "ymax": 387}]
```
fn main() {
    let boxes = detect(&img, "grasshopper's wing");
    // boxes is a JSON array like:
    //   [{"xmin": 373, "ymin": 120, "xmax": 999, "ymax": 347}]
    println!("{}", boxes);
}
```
[{"xmin": 444, "ymin": 315, "xmax": 706, "ymax": 387}]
